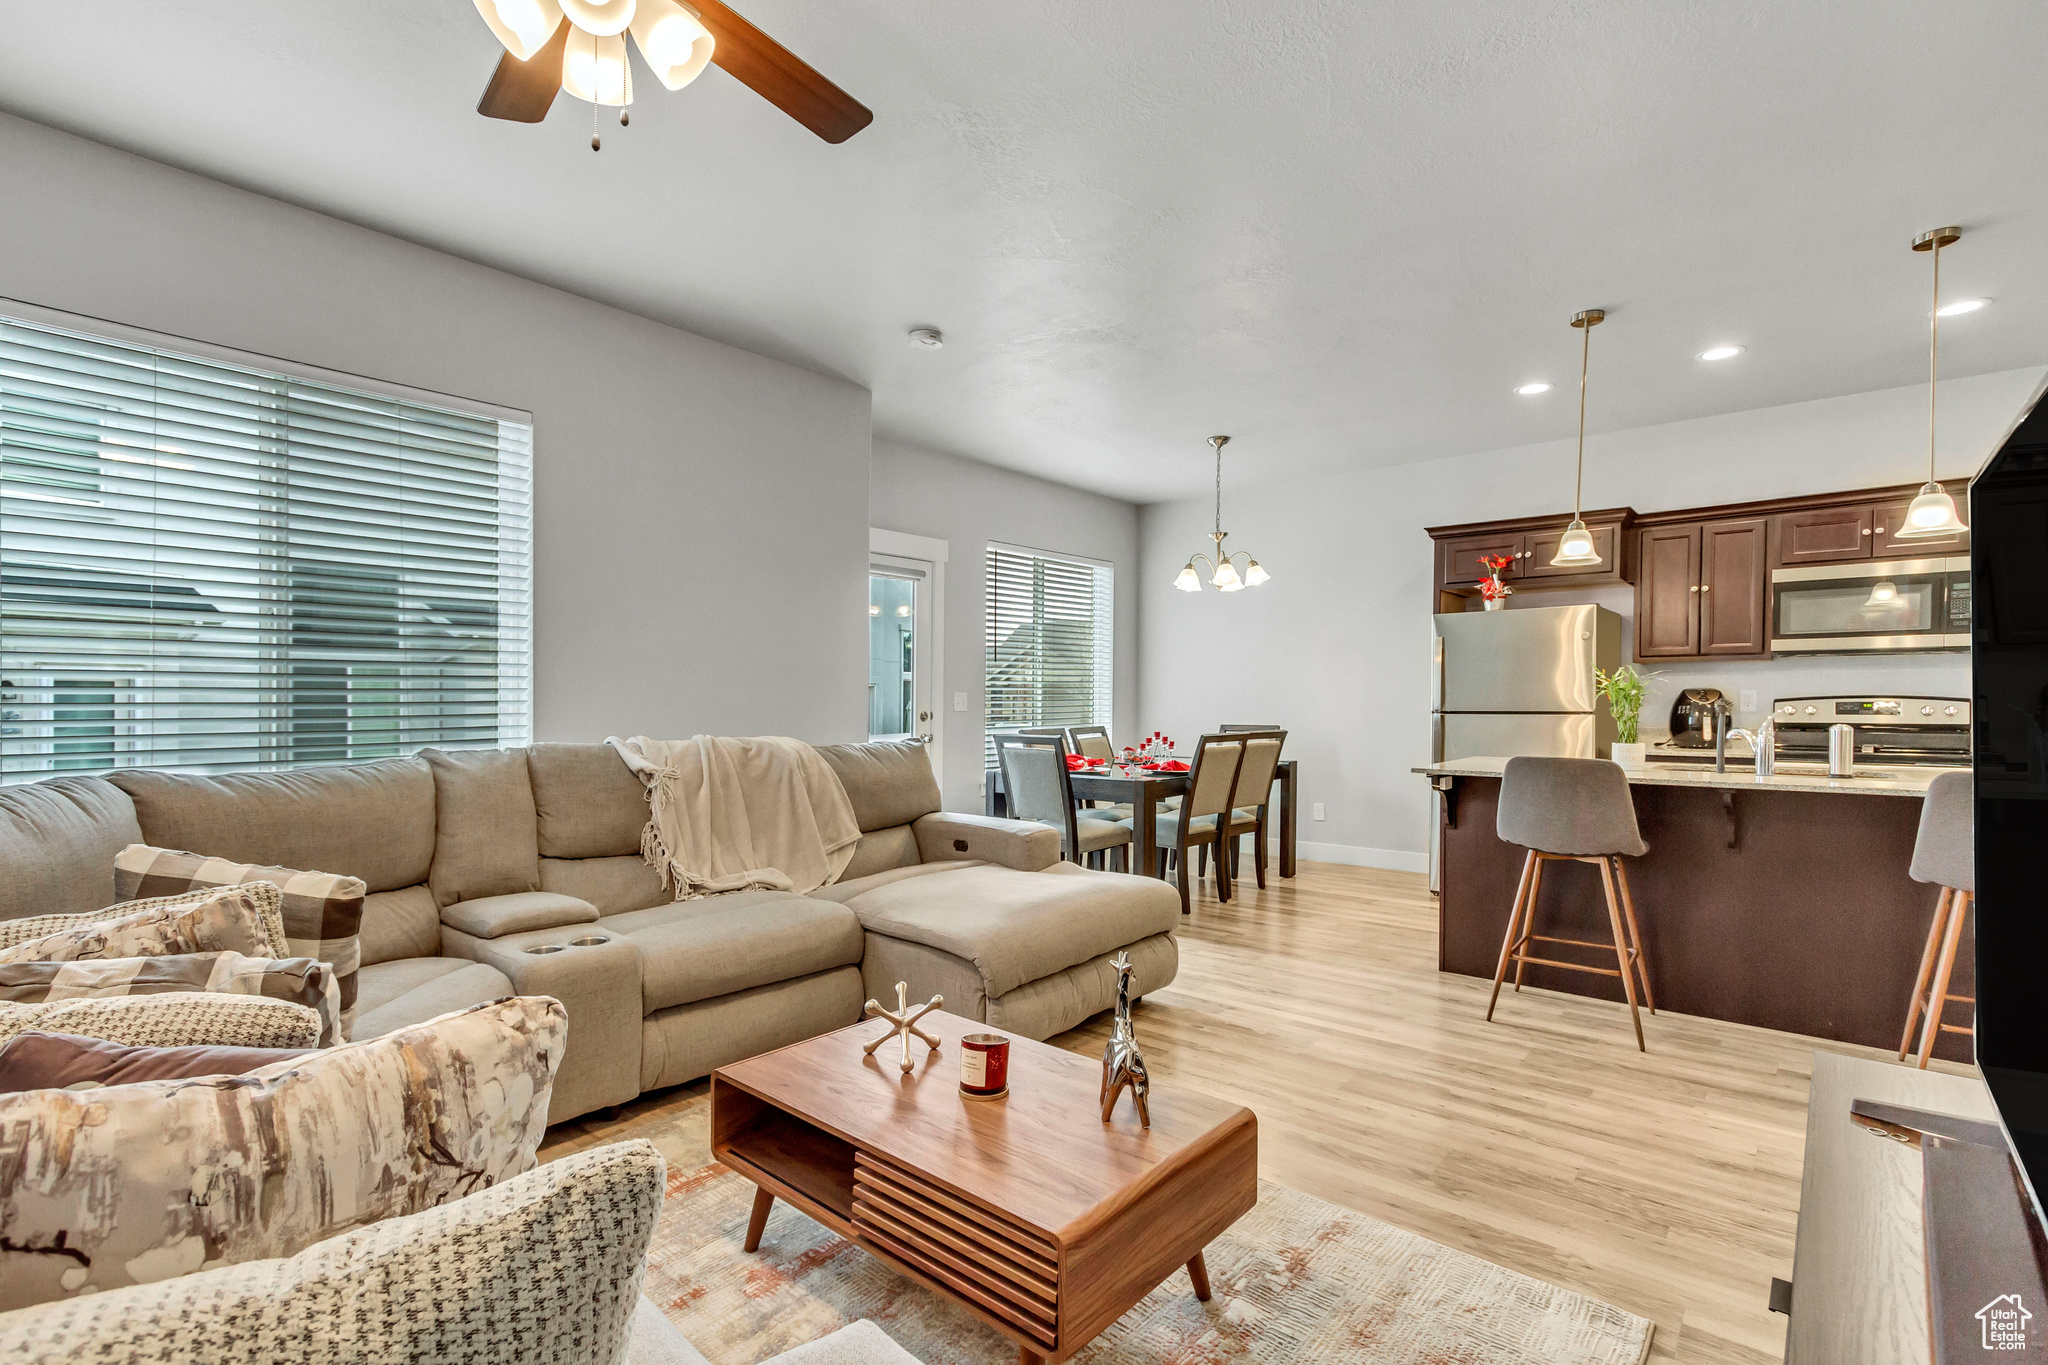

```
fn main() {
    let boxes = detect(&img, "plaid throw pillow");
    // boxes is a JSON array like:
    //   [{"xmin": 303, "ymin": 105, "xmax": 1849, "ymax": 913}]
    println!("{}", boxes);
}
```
[
  {"xmin": 0, "ymin": 885, "xmax": 286, "ymax": 967},
  {"xmin": 0, "ymin": 953, "xmax": 343, "ymax": 1047},
  {"xmin": 115, "ymin": 846, "xmax": 365, "ymax": 1037}
]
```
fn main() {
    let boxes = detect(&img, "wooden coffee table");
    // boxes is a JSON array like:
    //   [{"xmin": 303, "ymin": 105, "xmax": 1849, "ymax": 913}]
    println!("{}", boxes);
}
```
[{"xmin": 711, "ymin": 1010, "xmax": 1257, "ymax": 1364}]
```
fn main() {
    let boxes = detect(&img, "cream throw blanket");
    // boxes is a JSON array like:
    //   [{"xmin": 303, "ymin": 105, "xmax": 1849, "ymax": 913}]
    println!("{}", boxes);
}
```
[{"xmin": 606, "ymin": 736, "xmax": 861, "ymax": 899}]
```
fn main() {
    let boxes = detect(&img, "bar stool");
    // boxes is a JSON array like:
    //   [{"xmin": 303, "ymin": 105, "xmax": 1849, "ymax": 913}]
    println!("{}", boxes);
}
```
[
  {"xmin": 1901, "ymin": 770, "xmax": 1973, "ymax": 1069},
  {"xmin": 1486, "ymin": 756, "xmax": 1656, "ymax": 1051}
]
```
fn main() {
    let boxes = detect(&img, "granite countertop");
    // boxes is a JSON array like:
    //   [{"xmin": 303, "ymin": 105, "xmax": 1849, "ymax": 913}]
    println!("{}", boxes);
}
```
[{"xmin": 1411, "ymin": 755, "xmax": 1946, "ymax": 797}]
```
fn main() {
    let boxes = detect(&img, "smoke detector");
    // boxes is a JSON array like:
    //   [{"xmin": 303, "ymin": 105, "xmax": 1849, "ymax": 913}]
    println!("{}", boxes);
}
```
[{"xmin": 908, "ymin": 328, "xmax": 944, "ymax": 349}]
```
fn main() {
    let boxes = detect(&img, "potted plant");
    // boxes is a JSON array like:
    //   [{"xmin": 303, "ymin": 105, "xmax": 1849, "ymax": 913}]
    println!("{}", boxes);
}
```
[
  {"xmin": 1594, "ymin": 664, "xmax": 1659, "ymax": 765},
  {"xmin": 1476, "ymin": 554, "xmax": 1515, "ymax": 611}
]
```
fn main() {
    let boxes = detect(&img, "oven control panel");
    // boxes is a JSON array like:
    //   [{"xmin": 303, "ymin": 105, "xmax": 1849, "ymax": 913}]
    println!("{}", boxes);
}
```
[{"xmin": 1773, "ymin": 695, "xmax": 1968, "ymax": 727}]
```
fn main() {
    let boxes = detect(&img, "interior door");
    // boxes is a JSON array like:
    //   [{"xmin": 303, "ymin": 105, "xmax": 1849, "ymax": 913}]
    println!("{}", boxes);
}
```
[
  {"xmin": 868, "ymin": 556, "xmax": 933, "ymax": 743},
  {"xmin": 1637, "ymin": 523, "xmax": 1702, "ymax": 658},
  {"xmin": 1700, "ymin": 517, "xmax": 1769, "ymax": 655}
]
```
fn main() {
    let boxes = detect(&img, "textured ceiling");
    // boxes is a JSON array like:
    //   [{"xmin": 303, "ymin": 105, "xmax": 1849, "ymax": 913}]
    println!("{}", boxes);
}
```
[{"xmin": 0, "ymin": 1, "xmax": 2044, "ymax": 502}]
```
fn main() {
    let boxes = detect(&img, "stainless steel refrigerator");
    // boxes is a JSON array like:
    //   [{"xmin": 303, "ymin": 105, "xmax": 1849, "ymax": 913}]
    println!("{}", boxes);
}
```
[{"xmin": 1431, "ymin": 603, "xmax": 1623, "ymax": 764}]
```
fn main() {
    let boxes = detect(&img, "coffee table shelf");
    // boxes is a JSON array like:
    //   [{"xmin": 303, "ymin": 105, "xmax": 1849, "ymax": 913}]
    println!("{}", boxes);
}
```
[{"xmin": 712, "ymin": 1010, "xmax": 1256, "ymax": 1364}]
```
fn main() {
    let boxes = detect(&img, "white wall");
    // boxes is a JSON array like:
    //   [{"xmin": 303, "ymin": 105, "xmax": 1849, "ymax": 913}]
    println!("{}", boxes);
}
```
[
  {"xmin": 1137, "ymin": 366, "xmax": 2048, "ymax": 872},
  {"xmin": 0, "ymin": 112, "xmax": 872, "ymax": 746},
  {"xmin": 871, "ymin": 439, "xmax": 1141, "ymax": 813}
]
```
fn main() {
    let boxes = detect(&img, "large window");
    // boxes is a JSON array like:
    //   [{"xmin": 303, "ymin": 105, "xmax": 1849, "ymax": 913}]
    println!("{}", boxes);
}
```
[
  {"xmin": 0, "ymin": 312, "xmax": 532, "ymax": 782},
  {"xmin": 983, "ymin": 543, "xmax": 1112, "ymax": 766}
]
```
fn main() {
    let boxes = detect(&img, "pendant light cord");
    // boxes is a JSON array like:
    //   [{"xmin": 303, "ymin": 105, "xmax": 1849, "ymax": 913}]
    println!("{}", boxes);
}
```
[
  {"xmin": 1574, "ymin": 318, "xmax": 1591, "ymax": 518},
  {"xmin": 1928, "ymin": 235, "xmax": 1941, "ymax": 484}
]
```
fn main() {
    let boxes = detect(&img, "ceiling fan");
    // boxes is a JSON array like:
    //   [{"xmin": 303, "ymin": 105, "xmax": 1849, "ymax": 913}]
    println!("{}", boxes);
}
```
[{"xmin": 471, "ymin": 0, "xmax": 872, "ymax": 145}]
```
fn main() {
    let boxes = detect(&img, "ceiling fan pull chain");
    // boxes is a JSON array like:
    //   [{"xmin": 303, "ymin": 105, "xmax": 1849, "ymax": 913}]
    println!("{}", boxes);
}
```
[
  {"xmin": 621, "ymin": 42, "xmax": 632, "ymax": 127},
  {"xmin": 591, "ymin": 95, "xmax": 601, "ymax": 152}
]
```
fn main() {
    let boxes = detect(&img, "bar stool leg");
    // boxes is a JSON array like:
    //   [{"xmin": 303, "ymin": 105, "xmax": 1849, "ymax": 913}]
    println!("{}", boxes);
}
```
[
  {"xmin": 1900, "ymin": 886, "xmax": 1953, "ymax": 1060},
  {"xmin": 1487, "ymin": 851, "xmax": 1538, "ymax": 1022},
  {"xmin": 1596, "ymin": 856, "xmax": 1646, "ymax": 1052},
  {"xmin": 1916, "ymin": 889, "xmax": 1968, "ymax": 1070},
  {"xmin": 1612, "ymin": 857, "xmax": 1655, "ymax": 1015},
  {"xmin": 1514, "ymin": 856, "xmax": 1547, "ymax": 993}
]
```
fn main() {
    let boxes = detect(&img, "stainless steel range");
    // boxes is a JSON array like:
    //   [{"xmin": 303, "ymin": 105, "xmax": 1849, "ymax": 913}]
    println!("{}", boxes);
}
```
[{"xmin": 1769, "ymin": 694, "xmax": 1970, "ymax": 767}]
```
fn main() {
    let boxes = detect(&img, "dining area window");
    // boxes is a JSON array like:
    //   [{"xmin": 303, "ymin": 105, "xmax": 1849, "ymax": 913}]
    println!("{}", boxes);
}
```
[{"xmin": 983, "ymin": 543, "xmax": 1113, "ymax": 767}]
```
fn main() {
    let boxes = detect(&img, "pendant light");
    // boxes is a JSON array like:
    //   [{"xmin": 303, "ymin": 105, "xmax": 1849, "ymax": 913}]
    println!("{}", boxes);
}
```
[
  {"xmin": 1550, "ymin": 309, "xmax": 1606, "ymax": 566},
  {"xmin": 1893, "ymin": 226, "xmax": 1970, "ymax": 539},
  {"xmin": 1172, "ymin": 436, "xmax": 1271, "ymax": 593}
]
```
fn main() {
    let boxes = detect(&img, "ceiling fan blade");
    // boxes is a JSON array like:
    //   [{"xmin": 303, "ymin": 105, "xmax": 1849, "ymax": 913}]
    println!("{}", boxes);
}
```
[
  {"xmin": 477, "ymin": 20, "xmax": 570, "ymax": 123},
  {"xmin": 693, "ymin": 0, "xmax": 873, "ymax": 143}
]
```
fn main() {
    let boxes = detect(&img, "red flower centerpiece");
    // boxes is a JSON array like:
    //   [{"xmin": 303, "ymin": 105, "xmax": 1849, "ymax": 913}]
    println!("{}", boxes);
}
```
[{"xmin": 1476, "ymin": 554, "xmax": 1515, "ymax": 610}]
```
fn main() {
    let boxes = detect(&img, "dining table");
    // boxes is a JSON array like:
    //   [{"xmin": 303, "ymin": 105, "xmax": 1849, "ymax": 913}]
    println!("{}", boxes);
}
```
[{"xmin": 984, "ymin": 759, "xmax": 1299, "ymax": 881}]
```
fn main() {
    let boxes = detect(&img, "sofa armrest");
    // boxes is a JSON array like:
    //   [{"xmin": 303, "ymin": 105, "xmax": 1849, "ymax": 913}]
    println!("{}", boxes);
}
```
[
  {"xmin": 442, "ymin": 891, "xmax": 598, "ymax": 940},
  {"xmin": 912, "ymin": 812, "xmax": 1060, "ymax": 872},
  {"xmin": 441, "ymin": 923, "xmax": 642, "ymax": 1122}
]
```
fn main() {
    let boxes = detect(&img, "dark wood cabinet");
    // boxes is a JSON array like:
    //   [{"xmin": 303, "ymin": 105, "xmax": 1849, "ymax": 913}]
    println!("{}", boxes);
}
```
[
  {"xmin": 1522, "ymin": 523, "xmax": 1622, "ymax": 579},
  {"xmin": 1871, "ymin": 500, "xmax": 1970, "ymax": 558},
  {"xmin": 1773, "ymin": 505, "xmax": 1873, "ymax": 564},
  {"xmin": 1699, "ymin": 517, "xmax": 1770, "ymax": 655},
  {"xmin": 1437, "ymin": 532, "xmax": 1527, "ymax": 592},
  {"xmin": 1636, "ymin": 524, "xmax": 1702, "ymax": 658},
  {"xmin": 1427, "ymin": 510, "xmax": 1634, "ymax": 601}
]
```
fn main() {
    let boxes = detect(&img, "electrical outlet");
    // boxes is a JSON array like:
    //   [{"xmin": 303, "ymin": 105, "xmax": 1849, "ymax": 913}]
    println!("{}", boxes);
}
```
[
  {"xmin": 1312, "ymin": 802, "xmax": 1326, "ymax": 821},
  {"xmin": 953, "ymin": 692, "xmax": 969, "ymax": 712},
  {"xmin": 1739, "ymin": 690, "xmax": 1758, "ymax": 714}
]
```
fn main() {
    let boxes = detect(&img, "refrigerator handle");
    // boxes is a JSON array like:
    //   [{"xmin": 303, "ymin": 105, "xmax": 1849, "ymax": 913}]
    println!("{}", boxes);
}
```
[
  {"xmin": 1430, "ymin": 633, "xmax": 1445, "ymax": 714},
  {"xmin": 1432, "ymin": 712, "xmax": 1445, "ymax": 764}
]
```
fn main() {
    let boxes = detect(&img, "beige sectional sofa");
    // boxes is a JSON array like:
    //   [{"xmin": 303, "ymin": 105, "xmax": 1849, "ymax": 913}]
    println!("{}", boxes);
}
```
[{"xmin": 0, "ymin": 738, "xmax": 1179, "ymax": 1125}]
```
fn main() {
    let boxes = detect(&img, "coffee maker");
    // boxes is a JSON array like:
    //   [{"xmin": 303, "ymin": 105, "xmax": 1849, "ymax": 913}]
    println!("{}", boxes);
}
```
[{"xmin": 1668, "ymin": 688, "xmax": 1725, "ymax": 748}]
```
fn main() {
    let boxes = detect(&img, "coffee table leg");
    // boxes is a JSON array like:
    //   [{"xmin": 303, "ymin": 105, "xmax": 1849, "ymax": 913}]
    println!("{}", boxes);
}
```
[
  {"xmin": 743, "ymin": 1186, "xmax": 774, "ymax": 1253},
  {"xmin": 1187, "ymin": 1251, "xmax": 1212, "ymax": 1301},
  {"xmin": 1017, "ymin": 1350, "xmax": 1045, "ymax": 1365}
]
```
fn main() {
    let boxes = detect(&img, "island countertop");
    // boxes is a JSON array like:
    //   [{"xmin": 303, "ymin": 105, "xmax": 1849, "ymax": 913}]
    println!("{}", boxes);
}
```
[{"xmin": 1413, "ymin": 755, "xmax": 1949, "ymax": 797}]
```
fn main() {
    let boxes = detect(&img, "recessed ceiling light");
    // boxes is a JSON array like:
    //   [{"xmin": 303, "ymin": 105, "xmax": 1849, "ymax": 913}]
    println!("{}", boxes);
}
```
[
  {"xmin": 1936, "ymin": 298, "xmax": 1989, "ymax": 317},
  {"xmin": 908, "ymin": 328, "xmax": 945, "ymax": 349},
  {"xmin": 1697, "ymin": 345, "xmax": 1745, "ymax": 361},
  {"xmin": 1515, "ymin": 382, "xmax": 1553, "ymax": 395}
]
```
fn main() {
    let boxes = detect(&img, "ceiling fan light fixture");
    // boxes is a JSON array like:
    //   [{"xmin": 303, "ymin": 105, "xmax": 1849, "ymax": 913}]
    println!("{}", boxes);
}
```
[
  {"xmin": 475, "ymin": 0, "xmax": 563, "ymax": 60},
  {"xmin": 559, "ymin": 0, "xmax": 637, "ymax": 37},
  {"xmin": 563, "ymin": 28, "xmax": 632, "ymax": 104},
  {"xmin": 631, "ymin": 0, "xmax": 715, "ymax": 89}
]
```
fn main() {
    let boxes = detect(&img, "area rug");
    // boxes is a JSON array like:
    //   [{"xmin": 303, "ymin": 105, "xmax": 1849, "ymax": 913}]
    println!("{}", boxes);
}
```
[{"xmin": 640, "ymin": 1161, "xmax": 1654, "ymax": 1365}]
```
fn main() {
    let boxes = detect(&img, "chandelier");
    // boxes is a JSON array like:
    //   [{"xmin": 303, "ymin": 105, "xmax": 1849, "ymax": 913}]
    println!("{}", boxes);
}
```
[{"xmin": 1173, "ymin": 436, "xmax": 1270, "ymax": 593}]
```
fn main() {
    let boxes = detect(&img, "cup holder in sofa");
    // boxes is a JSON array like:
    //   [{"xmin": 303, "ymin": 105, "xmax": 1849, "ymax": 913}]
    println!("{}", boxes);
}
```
[
  {"xmin": 568, "ymin": 935, "xmax": 611, "ymax": 947},
  {"xmin": 524, "ymin": 943, "xmax": 568, "ymax": 955}
]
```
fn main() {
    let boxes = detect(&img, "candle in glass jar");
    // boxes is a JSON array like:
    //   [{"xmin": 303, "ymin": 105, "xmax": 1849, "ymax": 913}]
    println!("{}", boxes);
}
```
[{"xmin": 960, "ymin": 1033, "xmax": 1010, "ymax": 1099}]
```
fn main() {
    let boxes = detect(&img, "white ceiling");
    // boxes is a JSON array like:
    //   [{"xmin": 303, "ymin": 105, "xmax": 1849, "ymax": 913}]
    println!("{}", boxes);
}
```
[{"xmin": 1, "ymin": 1, "xmax": 2044, "ymax": 502}]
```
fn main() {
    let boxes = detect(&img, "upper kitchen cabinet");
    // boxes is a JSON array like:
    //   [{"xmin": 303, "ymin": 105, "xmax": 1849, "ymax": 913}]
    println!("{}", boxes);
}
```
[
  {"xmin": 1634, "ymin": 516, "xmax": 1771, "ymax": 660},
  {"xmin": 1427, "ymin": 508, "xmax": 1635, "ymax": 604},
  {"xmin": 1772, "ymin": 505, "xmax": 1872, "ymax": 564},
  {"xmin": 1636, "ymin": 523, "xmax": 1702, "ymax": 657}
]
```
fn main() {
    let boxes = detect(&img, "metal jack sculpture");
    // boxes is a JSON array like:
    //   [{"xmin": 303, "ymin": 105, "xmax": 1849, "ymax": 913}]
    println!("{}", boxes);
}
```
[
  {"xmin": 1100, "ymin": 952, "xmax": 1150, "ymax": 1127},
  {"xmin": 863, "ymin": 981, "xmax": 943, "ymax": 1074}
]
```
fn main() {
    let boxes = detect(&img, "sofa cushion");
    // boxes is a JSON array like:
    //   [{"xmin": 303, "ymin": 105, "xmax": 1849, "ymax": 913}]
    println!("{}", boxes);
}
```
[
  {"xmin": 0, "ymin": 994, "xmax": 325, "ymax": 1053},
  {"xmin": 838, "ymin": 824, "xmax": 922, "ymax": 881},
  {"xmin": 108, "ymin": 761, "xmax": 435, "ymax": 895},
  {"xmin": 0, "ymin": 1030, "xmax": 314, "ymax": 1094},
  {"xmin": 359, "ymin": 884, "xmax": 442, "ymax": 967},
  {"xmin": 0, "ymin": 1139, "xmax": 663, "ymax": 1365},
  {"xmin": 0, "ymin": 952, "xmax": 344, "ymax": 1047},
  {"xmin": 812, "ymin": 740, "xmax": 941, "ymax": 833},
  {"xmin": 810, "ymin": 860, "xmax": 970, "ymax": 904},
  {"xmin": 527, "ymin": 743, "xmax": 649, "ymax": 859},
  {"xmin": 599, "ymin": 892, "xmax": 863, "ymax": 1013},
  {"xmin": 350, "ymin": 958, "xmax": 515, "ymax": 1040},
  {"xmin": 442, "ymin": 891, "xmax": 599, "ymax": 940},
  {"xmin": 0, "ymin": 884, "xmax": 287, "ymax": 966},
  {"xmin": 539, "ymin": 855, "xmax": 670, "ymax": 917},
  {"xmin": 111, "ymin": 846, "xmax": 364, "ymax": 1030},
  {"xmin": 0, "ymin": 776, "xmax": 142, "ymax": 921},
  {"xmin": 424, "ymin": 748, "xmax": 542, "ymax": 908},
  {"xmin": 0, "ymin": 995, "xmax": 566, "ymax": 1313},
  {"xmin": 842, "ymin": 862, "xmax": 1181, "ymax": 998}
]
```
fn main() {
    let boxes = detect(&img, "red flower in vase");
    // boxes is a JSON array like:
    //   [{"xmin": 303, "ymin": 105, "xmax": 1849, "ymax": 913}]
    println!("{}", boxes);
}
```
[{"xmin": 1475, "ymin": 553, "xmax": 1515, "ymax": 602}]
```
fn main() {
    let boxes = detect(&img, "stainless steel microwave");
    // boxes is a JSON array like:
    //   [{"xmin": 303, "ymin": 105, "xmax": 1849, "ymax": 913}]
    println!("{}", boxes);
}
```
[{"xmin": 1769, "ymin": 556, "xmax": 1970, "ymax": 653}]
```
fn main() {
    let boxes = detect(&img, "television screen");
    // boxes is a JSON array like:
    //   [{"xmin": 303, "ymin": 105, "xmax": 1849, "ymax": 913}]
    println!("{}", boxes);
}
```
[{"xmin": 1972, "ymin": 372, "xmax": 2048, "ymax": 1228}]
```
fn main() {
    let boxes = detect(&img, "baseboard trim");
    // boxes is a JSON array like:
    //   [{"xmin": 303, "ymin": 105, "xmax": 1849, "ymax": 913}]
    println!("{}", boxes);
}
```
[{"xmin": 1257, "ymin": 837, "xmax": 1427, "ymax": 875}]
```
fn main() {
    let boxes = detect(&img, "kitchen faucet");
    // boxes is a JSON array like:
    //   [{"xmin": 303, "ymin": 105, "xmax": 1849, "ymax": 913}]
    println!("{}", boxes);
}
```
[{"xmin": 1726, "ymin": 716, "xmax": 1778, "ymax": 778}]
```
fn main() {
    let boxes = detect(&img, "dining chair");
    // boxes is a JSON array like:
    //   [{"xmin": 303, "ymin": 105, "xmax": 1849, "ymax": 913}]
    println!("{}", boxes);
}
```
[
  {"xmin": 1123, "ymin": 732, "xmax": 1246, "ymax": 915},
  {"xmin": 1063, "ymin": 724, "xmax": 1134, "ymax": 820},
  {"xmin": 1215, "ymin": 728, "xmax": 1286, "ymax": 890},
  {"xmin": 993, "ymin": 732, "xmax": 1133, "ymax": 871},
  {"xmin": 1161, "ymin": 724, "xmax": 1280, "ymax": 817}
]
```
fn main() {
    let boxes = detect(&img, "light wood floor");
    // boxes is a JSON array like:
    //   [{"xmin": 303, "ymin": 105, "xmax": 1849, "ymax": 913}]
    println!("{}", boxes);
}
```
[{"xmin": 546, "ymin": 860, "xmax": 1973, "ymax": 1365}]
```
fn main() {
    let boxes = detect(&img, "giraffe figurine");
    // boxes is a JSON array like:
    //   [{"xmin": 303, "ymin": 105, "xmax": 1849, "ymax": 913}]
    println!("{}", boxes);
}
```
[
  {"xmin": 862, "ymin": 981, "xmax": 944, "ymax": 1074},
  {"xmin": 1100, "ymin": 952, "xmax": 1150, "ymax": 1127}
]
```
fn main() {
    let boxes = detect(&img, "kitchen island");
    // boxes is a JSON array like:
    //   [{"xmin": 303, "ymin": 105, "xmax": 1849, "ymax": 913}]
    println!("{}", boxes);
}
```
[{"xmin": 1414, "ymin": 757, "xmax": 1971, "ymax": 1062}]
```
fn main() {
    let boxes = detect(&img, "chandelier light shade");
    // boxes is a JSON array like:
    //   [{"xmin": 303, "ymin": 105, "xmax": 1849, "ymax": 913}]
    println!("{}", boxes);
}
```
[
  {"xmin": 1893, "ymin": 226, "xmax": 1971, "ymax": 540},
  {"xmin": 1173, "ymin": 436, "xmax": 1270, "ymax": 593},
  {"xmin": 1550, "ymin": 308, "xmax": 1607, "ymax": 567}
]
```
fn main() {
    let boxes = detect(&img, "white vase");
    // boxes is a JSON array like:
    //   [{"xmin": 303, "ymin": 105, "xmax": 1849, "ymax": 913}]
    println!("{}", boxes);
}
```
[
  {"xmin": 1610, "ymin": 742, "xmax": 1647, "ymax": 765},
  {"xmin": 1482, "ymin": 598, "xmax": 1505, "ymax": 612}
]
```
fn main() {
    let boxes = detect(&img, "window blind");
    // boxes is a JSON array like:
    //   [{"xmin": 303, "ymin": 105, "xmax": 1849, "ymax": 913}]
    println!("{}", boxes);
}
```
[
  {"xmin": 0, "ymin": 315, "xmax": 532, "ymax": 782},
  {"xmin": 983, "ymin": 543, "xmax": 1113, "ymax": 767}
]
